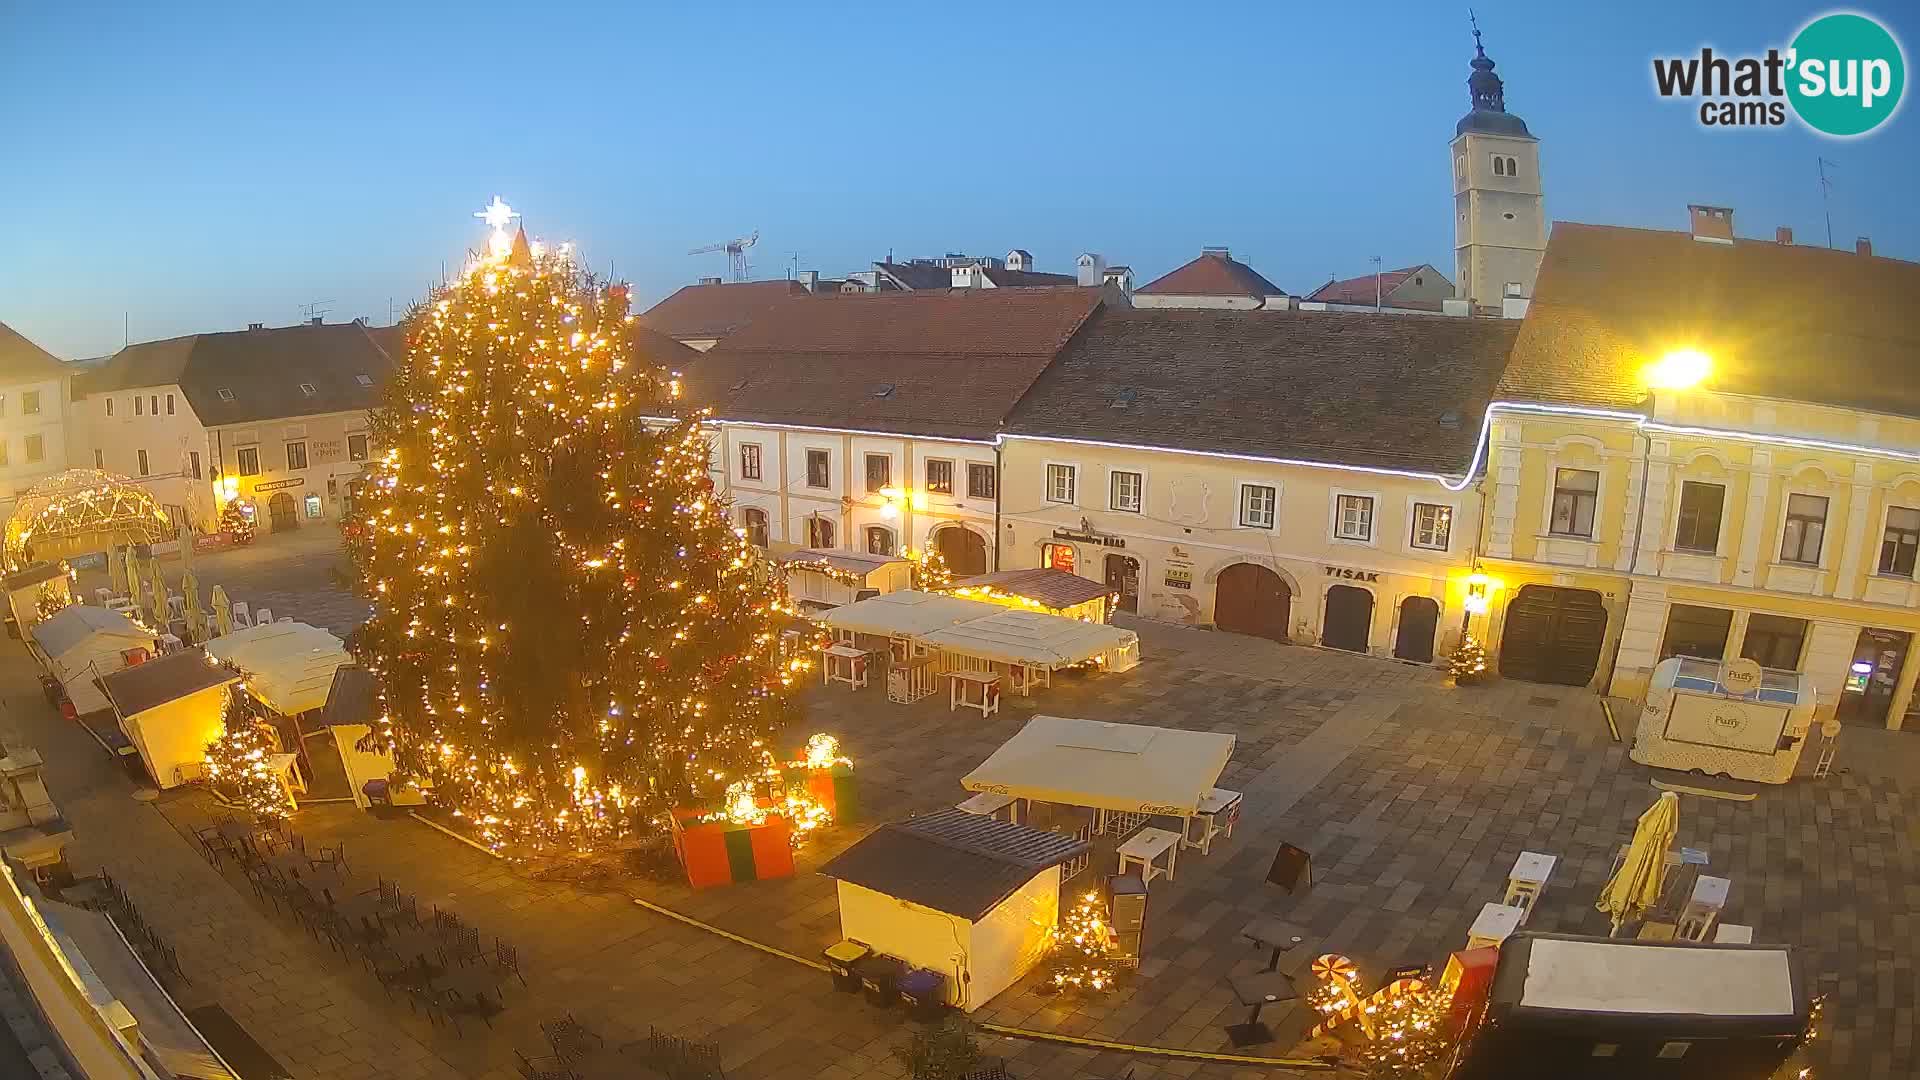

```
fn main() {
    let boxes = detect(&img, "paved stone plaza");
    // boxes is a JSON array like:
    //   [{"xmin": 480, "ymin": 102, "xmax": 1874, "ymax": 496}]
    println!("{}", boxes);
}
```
[{"xmin": 5, "ymin": 534, "xmax": 1915, "ymax": 1078}]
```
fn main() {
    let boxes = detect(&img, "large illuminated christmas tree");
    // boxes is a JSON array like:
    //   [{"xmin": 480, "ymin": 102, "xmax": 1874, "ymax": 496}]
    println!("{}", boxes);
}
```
[{"xmin": 347, "ymin": 199, "xmax": 809, "ymax": 854}]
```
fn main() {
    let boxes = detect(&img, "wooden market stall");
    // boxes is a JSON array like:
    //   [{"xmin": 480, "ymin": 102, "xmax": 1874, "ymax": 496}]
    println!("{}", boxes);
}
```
[
  {"xmin": 819, "ymin": 590, "xmax": 1003, "ymax": 660},
  {"xmin": 946, "ymin": 568, "xmax": 1114, "ymax": 623},
  {"xmin": 318, "ymin": 665, "xmax": 406, "ymax": 810},
  {"xmin": 28, "ymin": 605, "xmax": 152, "ymax": 716},
  {"xmin": 819, "ymin": 808, "xmax": 1088, "ymax": 1012},
  {"xmin": 779, "ymin": 550, "xmax": 910, "ymax": 614},
  {"xmin": 919, "ymin": 608, "xmax": 1141, "ymax": 695},
  {"xmin": 98, "ymin": 648, "xmax": 241, "ymax": 789},
  {"xmin": 961, "ymin": 715, "xmax": 1236, "ymax": 852},
  {"xmin": 1631, "ymin": 657, "xmax": 1816, "ymax": 784},
  {"xmin": 204, "ymin": 621, "xmax": 354, "ymax": 796}
]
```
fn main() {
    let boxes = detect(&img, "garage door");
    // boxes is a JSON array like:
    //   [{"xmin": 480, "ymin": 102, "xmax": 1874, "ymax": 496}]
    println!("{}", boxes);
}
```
[{"xmin": 1498, "ymin": 585, "xmax": 1608, "ymax": 687}]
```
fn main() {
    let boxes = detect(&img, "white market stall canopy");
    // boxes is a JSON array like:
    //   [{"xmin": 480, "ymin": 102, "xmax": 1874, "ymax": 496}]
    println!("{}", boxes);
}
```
[
  {"xmin": 819, "ymin": 590, "xmax": 1003, "ymax": 640},
  {"xmin": 961, "ymin": 715, "xmax": 1234, "ymax": 817},
  {"xmin": 921, "ymin": 609, "xmax": 1139, "ymax": 671},
  {"xmin": 30, "ymin": 605, "xmax": 151, "ymax": 715},
  {"xmin": 204, "ymin": 621, "xmax": 352, "ymax": 715}
]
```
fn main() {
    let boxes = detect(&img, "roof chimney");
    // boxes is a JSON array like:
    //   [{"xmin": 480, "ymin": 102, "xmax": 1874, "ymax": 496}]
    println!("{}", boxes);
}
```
[
  {"xmin": 698, "ymin": 276, "xmax": 724, "ymax": 286},
  {"xmin": 796, "ymin": 269, "xmax": 819, "ymax": 293},
  {"xmin": 1856, "ymin": 237, "xmax": 1874, "ymax": 257},
  {"xmin": 1687, "ymin": 204, "xmax": 1735, "ymax": 245},
  {"xmin": 248, "ymin": 322, "xmax": 265, "ymax": 331},
  {"xmin": 1201, "ymin": 246, "xmax": 1232, "ymax": 259},
  {"xmin": 308, "ymin": 316, "xmax": 323, "ymax": 326},
  {"xmin": 1775, "ymin": 226, "xmax": 1793, "ymax": 246}
]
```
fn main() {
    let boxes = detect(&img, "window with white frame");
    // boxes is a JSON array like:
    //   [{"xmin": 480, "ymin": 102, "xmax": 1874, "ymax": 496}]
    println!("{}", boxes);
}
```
[
  {"xmin": 741, "ymin": 507, "xmax": 769, "ymax": 548},
  {"xmin": 806, "ymin": 449, "xmax": 831, "ymax": 489},
  {"xmin": 739, "ymin": 443, "xmax": 762, "ymax": 481},
  {"xmin": 1335, "ymin": 494, "xmax": 1374, "ymax": 541},
  {"xmin": 1046, "ymin": 464, "xmax": 1076, "ymax": 504},
  {"xmin": 1240, "ymin": 484, "xmax": 1276, "ymax": 529},
  {"xmin": 1780, "ymin": 494, "xmax": 1828, "ymax": 565},
  {"xmin": 1109, "ymin": 470, "xmax": 1142, "ymax": 513},
  {"xmin": 1549, "ymin": 468, "xmax": 1600, "ymax": 538},
  {"xmin": 865, "ymin": 453, "xmax": 891, "ymax": 493},
  {"xmin": 1410, "ymin": 502, "xmax": 1452, "ymax": 550},
  {"xmin": 925, "ymin": 458, "xmax": 954, "ymax": 495},
  {"xmin": 1879, "ymin": 506, "xmax": 1920, "ymax": 578},
  {"xmin": 865, "ymin": 525, "xmax": 896, "ymax": 556},
  {"xmin": 1673, "ymin": 481, "xmax": 1725, "ymax": 553},
  {"xmin": 967, "ymin": 462, "xmax": 996, "ymax": 500},
  {"xmin": 805, "ymin": 516, "xmax": 835, "ymax": 549}
]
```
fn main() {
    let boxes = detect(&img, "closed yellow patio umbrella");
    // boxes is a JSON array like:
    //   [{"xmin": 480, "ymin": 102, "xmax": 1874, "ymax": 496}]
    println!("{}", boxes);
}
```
[
  {"xmin": 148, "ymin": 554, "xmax": 169, "ymax": 627},
  {"xmin": 183, "ymin": 569, "xmax": 205, "ymax": 642},
  {"xmin": 108, "ymin": 547, "xmax": 127, "ymax": 595},
  {"xmin": 211, "ymin": 585, "xmax": 232, "ymax": 637},
  {"xmin": 1597, "ymin": 791, "xmax": 1679, "ymax": 936},
  {"xmin": 127, "ymin": 551, "xmax": 145, "ymax": 614}
]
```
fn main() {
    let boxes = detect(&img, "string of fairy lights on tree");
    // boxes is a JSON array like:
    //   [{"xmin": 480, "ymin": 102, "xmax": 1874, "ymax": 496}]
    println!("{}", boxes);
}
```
[
  {"xmin": 345, "ymin": 198, "xmax": 817, "ymax": 854},
  {"xmin": 204, "ymin": 690, "xmax": 291, "ymax": 824}
]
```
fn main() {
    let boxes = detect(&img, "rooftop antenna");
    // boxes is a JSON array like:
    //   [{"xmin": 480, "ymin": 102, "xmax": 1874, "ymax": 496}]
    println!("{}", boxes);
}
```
[
  {"xmin": 299, "ymin": 299, "xmax": 334, "ymax": 323},
  {"xmin": 688, "ymin": 231, "xmax": 760, "ymax": 282},
  {"xmin": 1370, "ymin": 255, "xmax": 1384, "ymax": 312},
  {"xmin": 1818, "ymin": 157, "xmax": 1840, "ymax": 248}
]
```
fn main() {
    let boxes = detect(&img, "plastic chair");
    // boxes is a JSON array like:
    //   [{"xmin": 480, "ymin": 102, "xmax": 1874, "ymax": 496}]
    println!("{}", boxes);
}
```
[
  {"xmin": 232, "ymin": 602, "xmax": 252, "ymax": 628},
  {"xmin": 253, "ymin": 607, "xmax": 273, "ymax": 625}
]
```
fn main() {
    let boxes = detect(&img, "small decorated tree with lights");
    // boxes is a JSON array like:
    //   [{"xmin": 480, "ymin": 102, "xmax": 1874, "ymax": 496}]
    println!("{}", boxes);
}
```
[
  {"xmin": 219, "ymin": 500, "xmax": 255, "ymax": 545},
  {"xmin": 204, "ymin": 693, "xmax": 290, "ymax": 823},
  {"xmin": 906, "ymin": 546, "xmax": 954, "ymax": 591},
  {"xmin": 346, "ymin": 200, "xmax": 810, "ymax": 855},
  {"xmin": 1447, "ymin": 634, "xmax": 1490, "ymax": 685},
  {"xmin": 1045, "ymin": 890, "xmax": 1122, "ymax": 994}
]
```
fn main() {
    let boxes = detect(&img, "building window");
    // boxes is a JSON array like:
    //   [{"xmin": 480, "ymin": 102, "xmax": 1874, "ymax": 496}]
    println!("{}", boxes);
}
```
[
  {"xmin": 189, "ymin": 451, "xmax": 201, "ymax": 479},
  {"xmin": 150, "ymin": 395, "xmax": 157, "ymax": 414},
  {"xmin": 1492, "ymin": 155, "xmax": 1506, "ymax": 176},
  {"xmin": 348, "ymin": 434, "xmax": 368, "ymax": 462},
  {"xmin": 739, "ymin": 443, "xmax": 763, "ymax": 481},
  {"xmin": 135, "ymin": 396, "xmax": 145, "ymax": 416},
  {"xmin": 1741, "ymin": 614, "xmax": 1809, "ymax": 671},
  {"xmin": 1109, "ymin": 470, "xmax": 1143, "ymax": 513},
  {"xmin": 1878, "ymin": 506, "xmax": 1920, "ymax": 577},
  {"xmin": 1046, "ymin": 464, "xmax": 1076, "ymax": 504},
  {"xmin": 805, "ymin": 516, "xmax": 835, "ymax": 549},
  {"xmin": 105, "ymin": 398, "xmax": 113, "ymax": 417},
  {"xmin": 865, "ymin": 525, "xmax": 896, "ymax": 556},
  {"xmin": 1674, "ymin": 481, "xmax": 1725, "ymax": 553},
  {"xmin": 166, "ymin": 393, "xmax": 175, "ymax": 415},
  {"xmin": 298, "ymin": 383, "xmax": 318, "ymax": 398},
  {"xmin": 1411, "ymin": 502, "xmax": 1452, "ymax": 550},
  {"xmin": 1660, "ymin": 604, "xmax": 1732, "ymax": 662},
  {"xmin": 967, "ymin": 462, "xmax": 996, "ymax": 500},
  {"xmin": 1240, "ymin": 484, "xmax": 1276, "ymax": 529},
  {"xmin": 1550, "ymin": 469, "xmax": 1600, "ymax": 538},
  {"xmin": 925, "ymin": 459, "xmax": 954, "ymax": 495},
  {"xmin": 304, "ymin": 494, "xmax": 323, "ymax": 519},
  {"xmin": 137, "ymin": 449, "xmax": 149, "ymax": 476},
  {"xmin": 356, "ymin": 373, "xmax": 374, "ymax": 387},
  {"xmin": 1335, "ymin": 494, "xmax": 1374, "ymax": 541},
  {"xmin": 21, "ymin": 391, "xmax": 39, "ymax": 415},
  {"xmin": 1780, "ymin": 494, "xmax": 1828, "ymax": 565},
  {"xmin": 742, "ymin": 507, "xmax": 769, "ymax": 548},
  {"xmin": 1041, "ymin": 542, "xmax": 1076, "ymax": 573},
  {"xmin": 286, "ymin": 441, "xmax": 309, "ymax": 471},
  {"xmin": 93, "ymin": 449, "xmax": 103, "ymax": 469},
  {"xmin": 237, "ymin": 447, "xmax": 260, "ymax": 476},
  {"xmin": 24, "ymin": 435, "xmax": 42, "ymax": 463},
  {"xmin": 806, "ymin": 449, "xmax": 830, "ymax": 489},
  {"xmin": 217, "ymin": 388, "xmax": 235, "ymax": 402},
  {"xmin": 864, "ymin": 454, "xmax": 891, "ymax": 493}
]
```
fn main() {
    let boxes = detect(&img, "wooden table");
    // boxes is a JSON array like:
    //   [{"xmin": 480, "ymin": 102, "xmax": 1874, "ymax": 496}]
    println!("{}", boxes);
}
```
[
  {"xmin": 946, "ymin": 670, "xmax": 1001, "ymax": 717},
  {"xmin": 1184, "ymin": 787, "xmax": 1242, "ymax": 854},
  {"xmin": 1240, "ymin": 916, "xmax": 1309, "ymax": 973},
  {"xmin": 1223, "ymin": 969, "xmax": 1296, "ymax": 1047},
  {"xmin": 264, "ymin": 852, "xmax": 313, "ymax": 881},
  {"xmin": 1465, "ymin": 901, "xmax": 1524, "ymax": 951},
  {"xmin": 1116, "ymin": 827, "xmax": 1182, "ymax": 885},
  {"xmin": 955, "ymin": 791, "xmax": 1024, "ymax": 824},
  {"xmin": 822, "ymin": 644, "xmax": 872, "ymax": 690},
  {"xmin": 1504, "ymin": 850, "xmax": 1557, "ymax": 922},
  {"xmin": 383, "ymin": 927, "xmax": 447, "ymax": 967}
]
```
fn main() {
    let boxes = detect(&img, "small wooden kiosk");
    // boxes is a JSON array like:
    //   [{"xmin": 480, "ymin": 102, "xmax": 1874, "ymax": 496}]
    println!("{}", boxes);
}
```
[
  {"xmin": 1631, "ymin": 657, "xmax": 1815, "ymax": 784},
  {"xmin": 780, "ymin": 551, "xmax": 911, "ymax": 615},
  {"xmin": 98, "ymin": 648, "xmax": 241, "ymax": 789}
]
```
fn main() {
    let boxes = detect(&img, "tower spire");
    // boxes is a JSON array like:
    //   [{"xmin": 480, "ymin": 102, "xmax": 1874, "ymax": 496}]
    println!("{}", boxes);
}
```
[{"xmin": 1466, "ymin": 11, "xmax": 1506, "ymax": 113}]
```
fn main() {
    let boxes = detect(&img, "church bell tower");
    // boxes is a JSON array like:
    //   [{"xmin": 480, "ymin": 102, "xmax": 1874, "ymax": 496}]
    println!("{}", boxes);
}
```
[{"xmin": 1451, "ymin": 21, "xmax": 1545, "ymax": 311}]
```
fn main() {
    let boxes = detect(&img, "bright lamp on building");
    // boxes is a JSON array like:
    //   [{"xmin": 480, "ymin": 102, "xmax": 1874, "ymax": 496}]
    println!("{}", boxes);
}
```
[
  {"xmin": 1645, "ymin": 349, "xmax": 1712, "ymax": 390},
  {"xmin": 1464, "ymin": 572, "xmax": 1495, "ymax": 616}
]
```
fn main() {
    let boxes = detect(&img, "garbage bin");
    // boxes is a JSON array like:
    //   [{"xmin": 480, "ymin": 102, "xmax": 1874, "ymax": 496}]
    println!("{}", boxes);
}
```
[
  {"xmin": 897, "ymin": 967, "xmax": 948, "ymax": 1020},
  {"xmin": 853, "ymin": 954, "xmax": 905, "ymax": 1008},
  {"xmin": 824, "ymin": 940, "xmax": 870, "ymax": 993},
  {"xmin": 362, "ymin": 779, "xmax": 392, "ymax": 808}
]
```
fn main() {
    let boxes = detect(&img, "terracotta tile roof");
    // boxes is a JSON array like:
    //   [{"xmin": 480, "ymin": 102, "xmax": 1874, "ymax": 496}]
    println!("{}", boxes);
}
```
[
  {"xmin": 640, "ymin": 279, "xmax": 807, "ymax": 341},
  {"xmin": 1305, "ymin": 266, "xmax": 1433, "ymax": 305},
  {"xmin": 1005, "ymin": 307, "xmax": 1521, "ymax": 475},
  {"xmin": 681, "ymin": 289, "xmax": 1103, "ymax": 441},
  {"xmin": 979, "ymin": 267, "xmax": 1079, "ymax": 288},
  {"xmin": 1137, "ymin": 249, "xmax": 1286, "ymax": 298},
  {"xmin": 819, "ymin": 808, "xmax": 1089, "ymax": 921},
  {"xmin": 0, "ymin": 321, "xmax": 67, "ymax": 381},
  {"xmin": 1500, "ymin": 222, "xmax": 1920, "ymax": 418},
  {"xmin": 78, "ymin": 323, "xmax": 393, "ymax": 426},
  {"xmin": 952, "ymin": 568, "xmax": 1111, "ymax": 609}
]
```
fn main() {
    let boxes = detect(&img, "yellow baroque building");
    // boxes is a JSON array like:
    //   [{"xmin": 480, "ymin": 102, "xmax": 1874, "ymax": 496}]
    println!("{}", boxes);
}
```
[{"xmin": 1479, "ymin": 211, "xmax": 1920, "ymax": 729}]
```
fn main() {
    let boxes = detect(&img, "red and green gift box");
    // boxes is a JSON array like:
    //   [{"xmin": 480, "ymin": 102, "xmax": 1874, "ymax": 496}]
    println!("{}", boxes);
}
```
[
  {"xmin": 669, "ymin": 806, "xmax": 795, "ymax": 888},
  {"xmin": 783, "ymin": 761, "xmax": 858, "ymax": 825}
]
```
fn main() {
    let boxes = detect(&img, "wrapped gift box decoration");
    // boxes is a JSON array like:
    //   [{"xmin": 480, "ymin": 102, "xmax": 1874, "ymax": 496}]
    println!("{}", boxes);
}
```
[
  {"xmin": 783, "ymin": 761, "xmax": 858, "ymax": 825},
  {"xmin": 670, "ymin": 806, "xmax": 795, "ymax": 888}
]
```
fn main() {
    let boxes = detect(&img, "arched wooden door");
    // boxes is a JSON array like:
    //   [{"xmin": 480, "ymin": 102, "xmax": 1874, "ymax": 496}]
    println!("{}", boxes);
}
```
[
  {"xmin": 1323, "ymin": 585, "xmax": 1373, "ymax": 653},
  {"xmin": 1214, "ymin": 563, "xmax": 1291, "ymax": 642},
  {"xmin": 1104, "ymin": 554, "xmax": 1140, "ymax": 614},
  {"xmin": 934, "ymin": 526, "xmax": 988, "ymax": 576},
  {"xmin": 1394, "ymin": 596, "xmax": 1440, "ymax": 663},
  {"xmin": 268, "ymin": 492, "xmax": 298, "ymax": 532},
  {"xmin": 1498, "ymin": 585, "xmax": 1608, "ymax": 686}
]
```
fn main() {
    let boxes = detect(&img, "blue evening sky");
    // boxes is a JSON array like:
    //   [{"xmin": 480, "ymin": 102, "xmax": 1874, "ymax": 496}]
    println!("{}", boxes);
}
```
[{"xmin": 4, "ymin": 1, "xmax": 1916, "ymax": 358}]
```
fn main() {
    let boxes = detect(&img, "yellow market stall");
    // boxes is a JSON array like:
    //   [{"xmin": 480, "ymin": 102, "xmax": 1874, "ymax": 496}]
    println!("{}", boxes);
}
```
[
  {"xmin": 98, "ymin": 649, "xmax": 241, "ymax": 789},
  {"xmin": 947, "ymin": 568, "xmax": 1114, "ymax": 623},
  {"xmin": 819, "ymin": 808, "xmax": 1089, "ymax": 1011},
  {"xmin": 779, "ymin": 550, "xmax": 911, "ymax": 614}
]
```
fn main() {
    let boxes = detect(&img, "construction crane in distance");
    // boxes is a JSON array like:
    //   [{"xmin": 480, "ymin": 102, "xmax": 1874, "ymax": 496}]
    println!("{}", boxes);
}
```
[{"xmin": 688, "ymin": 231, "xmax": 759, "ymax": 282}]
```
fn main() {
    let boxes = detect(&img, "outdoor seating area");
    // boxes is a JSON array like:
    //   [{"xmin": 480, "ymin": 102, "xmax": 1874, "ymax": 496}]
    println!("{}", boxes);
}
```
[
  {"xmin": 188, "ymin": 813, "xmax": 527, "ymax": 1032},
  {"xmin": 516, "ymin": 1019, "xmax": 728, "ymax": 1080}
]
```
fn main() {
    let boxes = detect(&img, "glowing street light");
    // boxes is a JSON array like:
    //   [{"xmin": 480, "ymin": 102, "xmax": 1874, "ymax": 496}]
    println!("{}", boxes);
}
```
[{"xmin": 1645, "ymin": 349, "xmax": 1712, "ymax": 390}]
